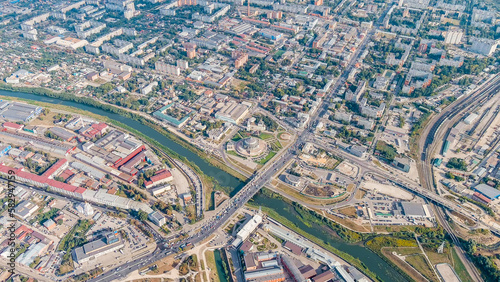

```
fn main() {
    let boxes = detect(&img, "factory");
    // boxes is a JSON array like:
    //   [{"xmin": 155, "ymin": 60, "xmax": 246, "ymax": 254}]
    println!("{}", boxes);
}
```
[{"xmin": 0, "ymin": 101, "xmax": 42, "ymax": 122}]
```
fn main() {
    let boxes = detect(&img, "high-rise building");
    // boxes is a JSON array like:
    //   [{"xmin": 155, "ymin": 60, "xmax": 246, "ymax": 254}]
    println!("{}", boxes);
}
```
[{"xmin": 471, "ymin": 38, "xmax": 498, "ymax": 56}]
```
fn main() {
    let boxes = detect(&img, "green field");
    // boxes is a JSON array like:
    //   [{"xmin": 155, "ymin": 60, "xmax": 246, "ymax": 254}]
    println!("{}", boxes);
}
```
[
  {"xmin": 259, "ymin": 132, "xmax": 274, "ymax": 140},
  {"xmin": 257, "ymin": 151, "xmax": 276, "ymax": 164}
]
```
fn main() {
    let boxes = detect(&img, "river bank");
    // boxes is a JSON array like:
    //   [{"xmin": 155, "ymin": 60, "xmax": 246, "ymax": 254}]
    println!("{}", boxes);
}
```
[
  {"xmin": 249, "ymin": 189, "xmax": 413, "ymax": 282},
  {"xmin": 0, "ymin": 87, "xmax": 411, "ymax": 281},
  {"xmin": 0, "ymin": 84, "xmax": 246, "ymax": 195}
]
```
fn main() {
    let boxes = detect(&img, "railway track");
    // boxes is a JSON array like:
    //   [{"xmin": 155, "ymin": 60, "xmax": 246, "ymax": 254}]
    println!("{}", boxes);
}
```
[
  {"xmin": 418, "ymin": 75, "xmax": 500, "ymax": 282},
  {"xmin": 423, "ymin": 75, "xmax": 500, "ymax": 161}
]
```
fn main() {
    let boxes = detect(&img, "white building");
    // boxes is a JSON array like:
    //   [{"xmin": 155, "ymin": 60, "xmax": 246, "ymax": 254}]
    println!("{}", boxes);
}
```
[
  {"xmin": 76, "ymin": 202, "xmax": 95, "ymax": 216},
  {"xmin": 471, "ymin": 38, "xmax": 498, "ymax": 56},
  {"xmin": 231, "ymin": 213, "xmax": 263, "ymax": 248},
  {"xmin": 148, "ymin": 211, "xmax": 166, "ymax": 226},
  {"xmin": 444, "ymin": 28, "xmax": 463, "ymax": 45}
]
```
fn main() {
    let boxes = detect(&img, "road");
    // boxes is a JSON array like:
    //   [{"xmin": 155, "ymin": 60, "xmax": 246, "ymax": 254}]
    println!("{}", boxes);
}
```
[{"xmin": 89, "ymin": 6, "xmax": 398, "ymax": 281}]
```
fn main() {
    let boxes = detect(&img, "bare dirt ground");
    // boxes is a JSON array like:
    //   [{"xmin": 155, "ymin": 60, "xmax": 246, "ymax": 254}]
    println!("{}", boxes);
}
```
[
  {"xmin": 453, "ymin": 222, "xmax": 500, "ymax": 247},
  {"xmin": 362, "ymin": 180, "xmax": 414, "ymax": 200},
  {"xmin": 303, "ymin": 184, "xmax": 339, "ymax": 197}
]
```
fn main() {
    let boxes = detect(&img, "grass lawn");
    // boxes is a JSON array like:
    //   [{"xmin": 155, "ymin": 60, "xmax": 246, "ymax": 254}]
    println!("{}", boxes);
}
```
[
  {"xmin": 384, "ymin": 247, "xmax": 420, "ymax": 256},
  {"xmin": 231, "ymin": 132, "xmax": 242, "ymax": 141},
  {"xmin": 205, "ymin": 250, "xmax": 219, "ymax": 282},
  {"xmin": 256, "ymin": 151, "xmax": 276, "ymax": 164},
  {"xmin": 451, "ymin": 247, "xmax": 474, "ymax": 282},
  {"xmin": 274, "ymin": 50, "xmax": 285, "ymax": 58},
  {"xmin": 272, "ymin": 140, "xmax": 282, "ymax": 150},
  {"xmin": 381, "ymin": 248, "xmax": 428, "ymax": 282},
  {"xmin": 259, "ymin": 132, "xmax": 274, "ymax": 140},
  {"xmin": 405, "ymin": 254, "xmax": 439, "ymax": 281},
  {"xmin": 226, "ymin": 150, "xmax": 241, "ymax": 157}
]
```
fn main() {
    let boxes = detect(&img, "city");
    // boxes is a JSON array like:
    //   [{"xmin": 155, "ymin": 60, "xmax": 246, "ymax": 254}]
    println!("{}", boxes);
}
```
[{"xmin": 0, "ymin": 0, "xmax": 499, "ymax": 281}]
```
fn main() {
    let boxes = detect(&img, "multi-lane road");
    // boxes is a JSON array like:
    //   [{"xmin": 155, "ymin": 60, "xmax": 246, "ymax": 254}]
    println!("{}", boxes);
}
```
[{"xmin": 90, "ymin": 7, "xmax": 403, "ymax": 282}]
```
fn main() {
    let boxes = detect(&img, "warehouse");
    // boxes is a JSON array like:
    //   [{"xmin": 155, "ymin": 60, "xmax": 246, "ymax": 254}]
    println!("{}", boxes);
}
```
[
  {"xmin": 0, "ymin": 102, "xmax": 42, "ymax": 122},
  {"xmin": 400, "ymin": 202, "xmax": 433, "ymax": 219},
  {"xmin": 48, "ymin": 127, "xmax": 76, "ymax": 141},
  {"xmin": 473, "ymin": 184, "xmax": 500, "ymax": 205}
]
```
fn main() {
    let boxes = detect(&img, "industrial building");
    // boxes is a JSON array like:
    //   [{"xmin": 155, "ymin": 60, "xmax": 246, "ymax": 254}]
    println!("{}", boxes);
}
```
[
  {"xmin": 400, "ymin": 202, "xmax": 433, "ymax": 219},
  {"xmin": 13, "ymin": 200, "xmax": 38, "ymax": 220},
  {"xmin": 473, "ymin": 184, "xmax": 500, "ymax": 205},
  {"xmin": 145, "ymin": 169, "xmax": 174, "ymax": 188},
  {"xmin": 72, "ymin": 232, "xmax": 124, "ymax": 264},
  {"xmin": 0, "ymin": 101, "xmax": 42, "ymax": 122}
]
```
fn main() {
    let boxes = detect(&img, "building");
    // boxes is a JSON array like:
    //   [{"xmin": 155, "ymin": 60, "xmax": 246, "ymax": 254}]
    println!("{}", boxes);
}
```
[
  {"xmin": 0, "ymin": 101, "xmax": 42, "ymax": 122},
  {"xmin": 471, "ymin": 38, "xmax": 498, "ymax": 56},
  {"xmin": 148, "ymin": 211, "xmax": 166, "ymax": 226},
  {"xmin": 215, "ymin": 101, "xmax": 250, "ymax": 124},
  {"xmin": 284, "ymin": 174, "xmax": 301, "ymax": 187},
  {"xmin": 233, "ymin": 50, "xmax": 249, "ymax": 69},
  {"xmin": 400, "ymin": 202, "xmax": 433, "ymax": 219},
  {"xmin": 145, "ymin": 169, "xmax": 174, "ymax": 188},
  {"xmin": 283, "ymin": 241, "xmax": 303, "ymax": 256},
  {"xmin": 76, "ymin": 202, "xmax": 94, "ymax": 216},
  {"xmin": 13, "ymin": 200, "xmax": 38, "ymax": 220},
  {"xmin": 240, "ymin": 240, "xmax": 254, "ymax": 253},
  {"xmin": 86, "ymin": 72, "xmax": 99, "ymax": 81},
  {"xmin": 392, "ymin": 157, "xmax": 410, "ymax": 173},
  {"xmin": 299, "ymin": 265, "xmax": 317, "ymax": 279},
  {"xmin": 244, "ymin": 266, "xmax": 286, "ymax": 282},
  {"xmin": 232, "ymin": 213, "xmax": 263, "ymax": 248},
  {"xmin": 259, "ymin": 29, "xmax": 283, "ymax": 41},
  {"xmin": 42, "ymin": 219, "xmax": 57, "ymax": 231},
  {"xmin": 464, "ymin": 113, "xmax": 478, "ymax": 125},
  {"xmin": 334, "ymin": 111, "xmax": 352, "ymax": 123},
  {"xmin": 150, "ymin": 184, "xmax": 172, "ymax": 196},
  {"xmin": 48, "ymin": 127, "xmax": 76, "ymax": 141},
  {"xmin": 473, "ymin": 184, "xmax": 500, "ymax": 205},
  {"xmin": 72, "ymin": 232, "xmax": 124, "ymax": 264},
  {"xmin": 348, "ymin": 145, "xmax": 367, "ymax": 158},
  {"xmin": 444, "ymin": 28, "xmax": 463, "ymax": 45}
]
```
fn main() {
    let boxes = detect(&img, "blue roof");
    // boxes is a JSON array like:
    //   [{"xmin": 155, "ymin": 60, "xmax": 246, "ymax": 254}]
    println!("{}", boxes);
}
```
[{"xmin": 474, "ymin": 184, "xmax": 500, "ymax": 200}]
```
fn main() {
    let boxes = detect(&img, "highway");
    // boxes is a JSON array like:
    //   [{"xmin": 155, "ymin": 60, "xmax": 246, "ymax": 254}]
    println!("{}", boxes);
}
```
[
  {"xmin": 84, "ymin": 74, "xmax": 500, "ymax": 282},
  {"xmin": 89, "ymin": 6, "xmax": 398, "ymax": 281}
]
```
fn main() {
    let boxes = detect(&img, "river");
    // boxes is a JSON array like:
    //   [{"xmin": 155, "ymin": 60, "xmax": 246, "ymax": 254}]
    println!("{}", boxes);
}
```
[
  {"xmin": 251, "ymin": 193, "xmax": 407, "ymax": 282},
  {"xmin": 0, "ymin": 90, "xmax": 404, "ymax": 281},
  {"xmin": 0, "ymin": 90, "xmax": 245, "ymax": 195}
]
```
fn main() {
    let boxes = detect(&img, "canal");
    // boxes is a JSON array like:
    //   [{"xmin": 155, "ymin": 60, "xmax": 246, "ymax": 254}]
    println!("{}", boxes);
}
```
[
  {"xmin": 251, "ymin": 192, "xmax": 407, "ymax": 282},
  {"xmin": 1, "ymin": 90, "xmax": 404, "ymax": 281},
  {"xmin": 213, "ymin": 249, "xmax": 229, "ymax": 282}
]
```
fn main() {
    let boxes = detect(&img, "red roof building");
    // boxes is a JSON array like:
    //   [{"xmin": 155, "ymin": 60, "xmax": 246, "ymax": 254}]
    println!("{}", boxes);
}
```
[
  {"xmin": 145, "ymin": 169, "xmax": 173, "ymax": 188},
  {"xmin": 0, "ymin": 163, "xmax": 85, "ymax": 199},
  {"xmin": 42, "ymin": 159, "xmax": 68, "ymax": 178},
  {"xmin": 81, "ymin": 122, "xmax": 109, "ymax": 138},
  {"xmin": 3, "ymin": 122, "xmax": 24, "ymax": 131}
]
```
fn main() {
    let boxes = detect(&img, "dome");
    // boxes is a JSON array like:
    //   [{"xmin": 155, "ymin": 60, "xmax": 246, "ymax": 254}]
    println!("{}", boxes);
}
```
[{"xmin": 243, "ymin": 137, "xmax": 259, "ymax": 150}]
